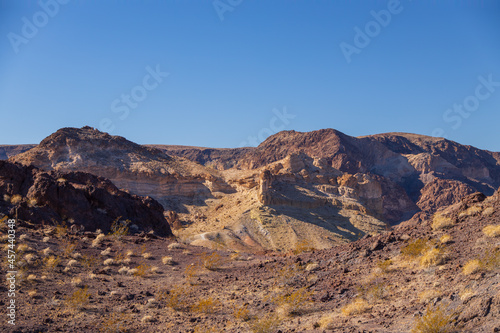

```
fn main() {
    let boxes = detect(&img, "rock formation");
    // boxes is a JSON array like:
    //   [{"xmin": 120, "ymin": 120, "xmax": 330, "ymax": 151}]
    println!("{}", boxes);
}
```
[
  {"xmin": 6, "ymin": 126, "xmax": 500, "ymax": 251},
  {"xmin": 0, "ymin": 160, "xmax": 172, "ymax": 236}
]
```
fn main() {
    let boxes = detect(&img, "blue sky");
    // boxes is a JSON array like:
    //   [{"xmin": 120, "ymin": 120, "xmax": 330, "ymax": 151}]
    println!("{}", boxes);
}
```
[{"xmin": 1, "ymin": 0, "xmax": 499, "ymax": 151}]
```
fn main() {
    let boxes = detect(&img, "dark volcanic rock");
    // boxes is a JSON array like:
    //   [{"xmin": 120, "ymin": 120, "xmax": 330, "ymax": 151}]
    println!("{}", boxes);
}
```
[{"xmin": 0, "ymin": 161, "xmax": 172, "ymax": 236}]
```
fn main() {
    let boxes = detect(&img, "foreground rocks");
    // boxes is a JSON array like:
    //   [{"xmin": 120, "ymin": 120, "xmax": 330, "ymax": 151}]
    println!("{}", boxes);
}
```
[{"xmin": 0, "ymin": 161, "xmax": 172, "ymax": 236}]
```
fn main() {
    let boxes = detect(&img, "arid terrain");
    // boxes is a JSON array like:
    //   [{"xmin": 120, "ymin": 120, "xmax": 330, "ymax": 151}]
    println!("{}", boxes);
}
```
[{"xmin": 1, "ymin": 126, "xmax": 500, "ymax": 332}]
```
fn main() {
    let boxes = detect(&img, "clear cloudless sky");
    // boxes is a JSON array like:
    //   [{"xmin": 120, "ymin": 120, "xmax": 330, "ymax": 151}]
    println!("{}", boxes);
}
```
[{"xmin": 1, "ymin": 0, "xmax": 499, "ymax": 150}]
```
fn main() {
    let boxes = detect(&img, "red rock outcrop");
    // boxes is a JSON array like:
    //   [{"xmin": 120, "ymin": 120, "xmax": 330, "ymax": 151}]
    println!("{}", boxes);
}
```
[{"xmin": 0, "ymin": 161, "xmax": 172, "ymax": 236}]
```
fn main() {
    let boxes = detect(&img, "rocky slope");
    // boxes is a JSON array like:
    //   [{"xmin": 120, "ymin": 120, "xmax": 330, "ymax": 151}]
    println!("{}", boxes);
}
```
[
  {"xmin": 1, "ymin": 188, "xmax": 499, "ymax": 332},
  {"xmin": 7, "ymin": 127, "xmax": 500, "ymax": 252},
  {"xmin": 0, "ymin": 160, "xmax": 172, "ymax": 236}
]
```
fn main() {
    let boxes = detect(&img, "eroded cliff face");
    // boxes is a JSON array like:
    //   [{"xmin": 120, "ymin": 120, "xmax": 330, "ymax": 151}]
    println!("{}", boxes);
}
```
[{"xmin": 7, "ymin": 126, "xmax": 500, "ymax": 252}]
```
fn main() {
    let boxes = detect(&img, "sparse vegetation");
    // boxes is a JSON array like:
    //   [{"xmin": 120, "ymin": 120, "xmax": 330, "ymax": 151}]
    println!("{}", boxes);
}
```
[
  {"xmin": 401, "ymin": 238, "xmax": 431, "ymax": 259},
  {"xmin": 100, "ymin": 313, "xmax": 131, "ymax": 333},
  {"xmin": 162, "ymin": 256, "xmax": 175, "ymax": 265},
  {"xmin": 92, "ymin": 233, "xmax": 106, "ymax": 247},
  {"xmin": 233, "ymin": 304, "xmax": 251, "ymax": 322},
  {"xmin": 482, "ymin": 225, "xmax": 500, "ymax": 237},
  {"xmin": 463, "ymin": 259, "xmax": 482, "ymax": 275},
  {"xmin": 432, "ymin": 213, "xmax": 454, "ymax": 230},
  {"xmin": 109, "ymin": 218, "xmax": 129, "ymax": 240},
  {"xmin": 376, "ymin": 259, "xmax": 394, "ymax": 273},
  {"xmin": 459, "ymin": 205, "xmax": 482, "ymax": 217},
  {"xmin": 133, "ymin": 262, "xmax": 151, "ymax": 277},
  {"xmin": 191, "ymin": 296, "xmax": 221, "ymax": 314},
  {"xmin": 292, "ymin": 239, "xmax": 315, "ymax": 255},
  {"xmin": 54, "ymin": 221, "xmax": 69, "ymax": 238},
  {"xmin": 341, "ymin": 298, "xmax": 371, "ymax": 316},
  {"xmin": 420, "ymin": 247, "xmax": 446, "ymax": 268},
  {"xmin": 66, "ymin": 286, "xmax": 91, "ymax": 310},
  {"xmin": 43, "ymin": 255, "xmax": 61, "ymax": 271},
  {"xmin": 440, "ymin": 234, "xmax": 452, "ymax": 244},
  {"xmin": 157, "ymin": 284, "xmax": 188, "ymax": 311},
  {"xmin": 482, "ymin": 207, "xmax": 495, "ymax": 217},
  {"xmin": 272, "ymin": 286, "xmax": 314, "ymax": 316},
  {"xmin": 248, "ymin": 313, "xmax": 281, "ymax": 333},
  {"xmin": 412, "ymin": 304, "xmax": 454, "ymax": 333},
  {"xmin": 200, "ymin": 251, "xmax": 224, "ymax": 271}
]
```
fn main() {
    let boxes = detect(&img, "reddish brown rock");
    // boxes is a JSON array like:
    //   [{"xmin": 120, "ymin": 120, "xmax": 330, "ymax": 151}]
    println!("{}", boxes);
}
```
[{"xmin": 0, "ymin": 160, "xmax": 172, "ymax": 236}]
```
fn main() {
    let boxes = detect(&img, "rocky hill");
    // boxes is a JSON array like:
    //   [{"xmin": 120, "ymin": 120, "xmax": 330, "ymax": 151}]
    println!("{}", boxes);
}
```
[{"xmin": 7, "ymin": 127, "xmax": 500, "ymax": 253}]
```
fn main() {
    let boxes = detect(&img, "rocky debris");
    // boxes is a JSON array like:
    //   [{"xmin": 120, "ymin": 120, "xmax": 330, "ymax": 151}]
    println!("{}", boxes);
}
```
[{"xmin": 0, "ymin": 160, "xmax": 172, "ymax": 236}]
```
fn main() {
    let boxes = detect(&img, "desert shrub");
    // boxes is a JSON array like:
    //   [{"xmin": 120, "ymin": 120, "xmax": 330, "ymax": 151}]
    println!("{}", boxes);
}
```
[
  {"xmin": 66, "ymin": 286, "xmax": 91, "ymax": 310},
  {"xmin": 133, "ymin": 262, "xmax": 151, "ymax": 277},
  {"xmin": 439, "ymin": 234, "xmax": 452, "ymax": 244},
  {"xmin": 80, "ymin": 254, "xmax": 100, "ymax": 269},
  {"xmin": 418, "ymin": 289, "xmax": 443, "ymax": 303},
  {"xmin": 162, "ymin": 256, "xmax": 175, "ymax": 265},
  {"xmin": 459, "ymin": 205, "xmax": 482, "ymax": 217},
  {"xmin": 482, "ymin": 207, "xmax": 495, "ymax": 217},
  {"xmin": 376, "ymin": 259, "xmax": 394, "ymax": 273},
  {"xmin": 43, "ymin": 255, "xmax": 61, "ymax": 271},
  {"xmin": 191, "ymin": 296, "xmax": 221, "ymax": 314},
  {"xmin": 168, "ymin": 242, "xmax": 183, "ymax": 250},
  {"xmin": 463, "ymin": 248, "xmax": 500, "ymax": 275},
  {"xmin": 480, "ymin": 249, "xmax": 500, "ymax": 270},
  {"xmin": 142, "ymin": 252, "xmax": 153, "ymax": 259},
  {"xmin": 412, "ymin": 304, "xmax": 454, "ymax": 333},
  {"xmin": 482, "ymin": 225, "xmax": 500, "ymax": 238},
  {"xmin": 401, "ymin": 239, "xmax": 431, "ymax": 258},
  {"xmin": 103, "ymin": 258, "xmax": 114, "ymax": 266},
  {"xmin": 357, "ymin": 282, "xmax": 388, "ymax": 302},
  {"xmin": 92, "ymin": 233, "xmax": 106, "ymax": 247},
  {"xmin": 184, "ymin": 263, "xmax": 199, "ymax": 285},
  {"xmin": 200, "ymin": 252, "xmax": 224, "ymax": 271},
  {"xmin": 463, "ymin": 259, "xmax": 482, "ymax": 275},
  {"xmin": 100, "ymin": 313, "xmax": 132, "ymax": 333},
  {"xmin": 292, "ymin": 240, "xmax": 315, "ymax": 255},
  {"xmin": 420, "ymin": 248, "xmax": 446, "ymax": 268},
  {"xmin": 109, "ymin": 218, "xmax": 129, "ymax": 240},
  {"xmin": 157, "ymin": 284, "xmax": 188, "ymax": 311},
  {"xmin": 432, "ymin": 213, "xmax": 454, "ymax": 230},
  {"xmin": 62, "ymin": 241, "xmax": 77, "ymax": 258},
  {"xmin": 249, "ymin": 313, "xmax": 281, "ymax": 333},
  {"xmin": 233, "ymin": 304, "xmax": 252, "ymax": 322},
  {"xmin": 272, "ymin": 263, "xmax": 304, "ymax": 288},
  {"xmin": 54, "ymin": 221, "xmax": 68, "ymax": 238},
  {"xmin": 272, "ymin": 286, "xmax": 314, "ymax": 316},
  {"xmin": 341, "ymin": 298, "xmax": 371, "ymax": 316}
]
